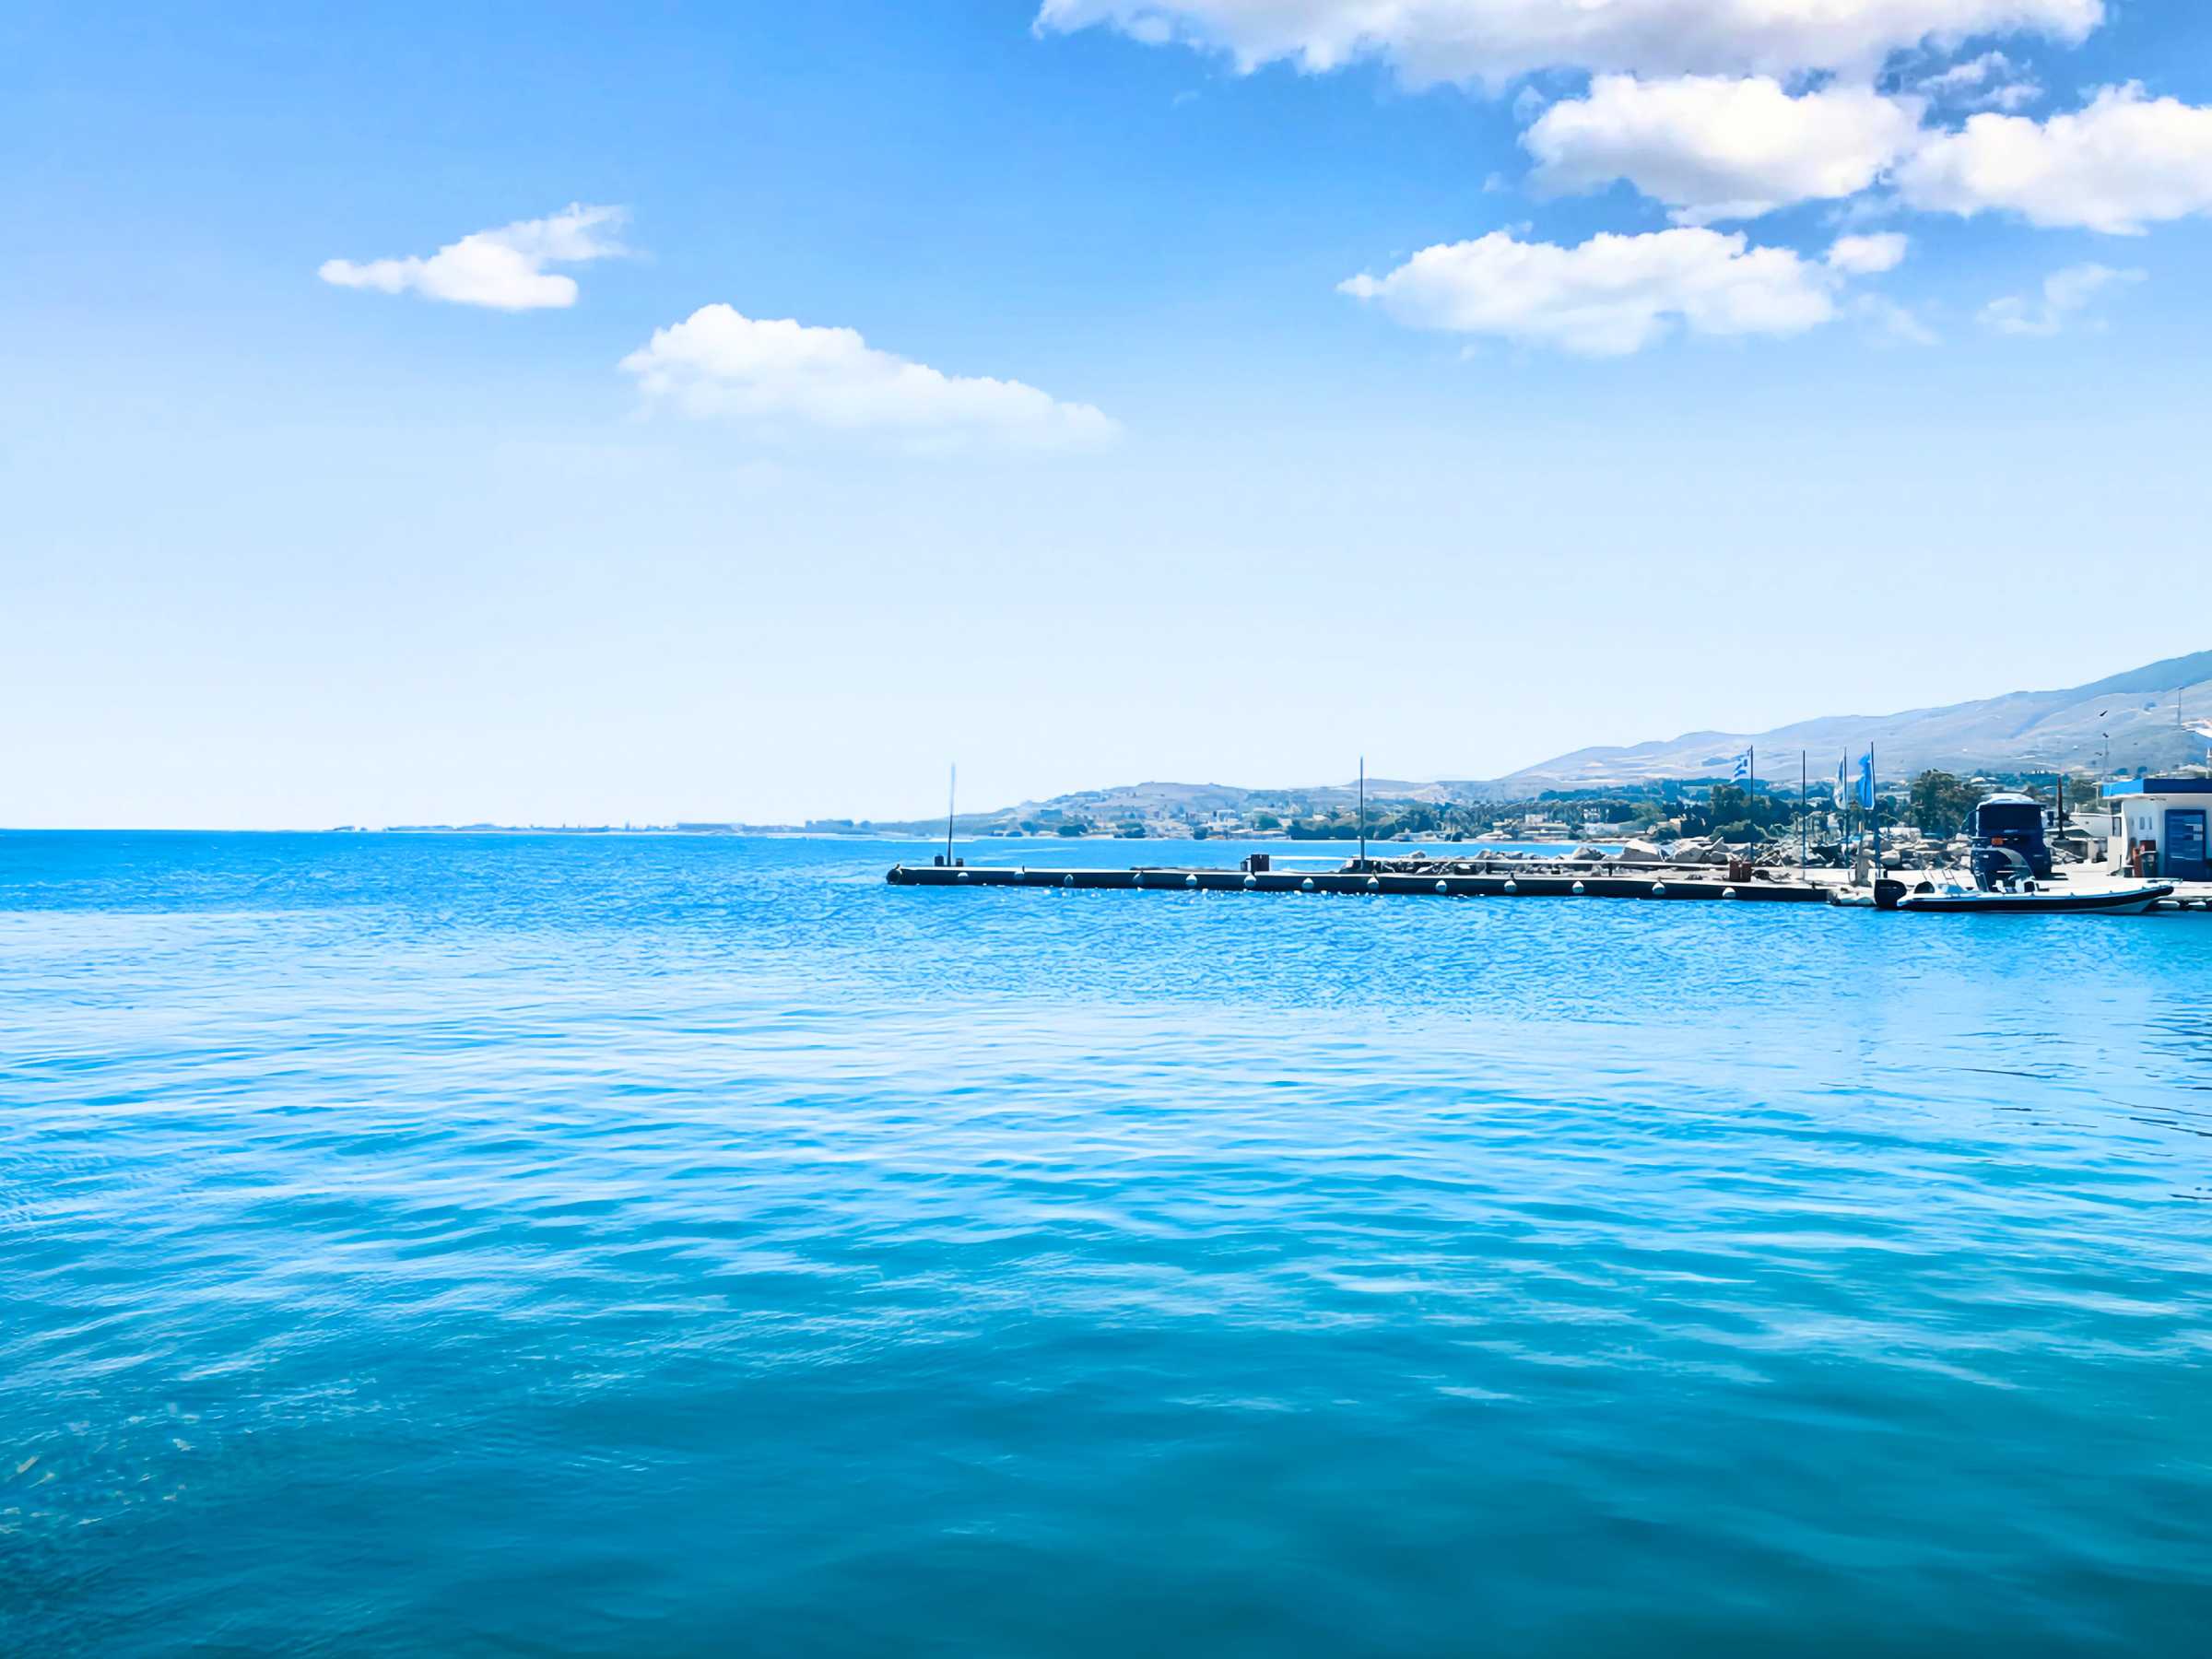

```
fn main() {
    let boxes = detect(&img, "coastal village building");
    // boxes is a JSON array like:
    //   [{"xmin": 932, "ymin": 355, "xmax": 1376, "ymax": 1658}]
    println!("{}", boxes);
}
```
[{"xmin": 2102, "ymin": 777, "xmax": 2212, "ymax": 881}]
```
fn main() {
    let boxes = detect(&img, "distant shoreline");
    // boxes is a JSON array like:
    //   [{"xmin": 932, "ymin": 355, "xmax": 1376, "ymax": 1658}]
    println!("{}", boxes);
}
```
[{"xmin": 2, "ymin": 827, "xmax": 1592, "ymax": 845}]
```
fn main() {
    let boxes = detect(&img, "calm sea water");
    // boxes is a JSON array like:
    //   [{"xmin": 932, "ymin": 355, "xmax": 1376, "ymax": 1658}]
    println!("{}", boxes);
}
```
[{"xmin": 4, "ymin": 832, "xmax": 2210, "ymax": 1654}]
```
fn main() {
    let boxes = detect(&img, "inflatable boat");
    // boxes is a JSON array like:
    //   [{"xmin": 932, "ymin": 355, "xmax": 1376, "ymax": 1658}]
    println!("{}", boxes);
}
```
[{"xmin": 1894, "ymin": 881, "xmax": 2174, "ymax": 915}]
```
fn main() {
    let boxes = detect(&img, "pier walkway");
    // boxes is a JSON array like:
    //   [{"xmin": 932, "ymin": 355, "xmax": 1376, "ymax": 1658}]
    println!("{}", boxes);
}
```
[
  {"xmin": 889, "ymin": 861, "xmax": 1831, "ymax": 903},
  {"xmin": 888, "ymin": 856, "xmax": 2212, "ymax": 912}
]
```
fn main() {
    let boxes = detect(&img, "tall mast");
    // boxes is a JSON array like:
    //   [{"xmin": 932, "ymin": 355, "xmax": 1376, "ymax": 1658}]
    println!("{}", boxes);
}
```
[{"xmin": 1870, "ymin": 747, "xmax": 1881, "ymax": 888}]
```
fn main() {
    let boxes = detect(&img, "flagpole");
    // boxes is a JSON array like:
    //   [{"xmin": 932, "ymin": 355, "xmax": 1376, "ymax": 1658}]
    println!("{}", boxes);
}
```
[
  {"xmin": 1871, "ymin": 745, "xmax": 1881, "ymax": 886},
  {"xmin": 1800, "ymin": 750, "xmax": 1807, "ymax": 875}
]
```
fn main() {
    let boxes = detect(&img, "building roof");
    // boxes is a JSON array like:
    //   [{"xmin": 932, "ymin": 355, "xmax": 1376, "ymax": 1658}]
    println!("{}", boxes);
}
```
[{"xmin": 2102, "ymin": 777, "xmax": 2212, "ymax": 798}]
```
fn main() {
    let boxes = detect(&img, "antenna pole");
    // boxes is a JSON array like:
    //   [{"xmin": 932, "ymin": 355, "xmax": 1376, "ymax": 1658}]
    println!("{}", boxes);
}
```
[
  {"xmin": 1800, "ymin": 749, "xmax": 1807, "ymax": 875},
  {"xmin": 1359, "ymin": 756, "xmax": 1367, "ymax": 868},
  {"xmin": 1871, "ymin": 746, "xmax": 1881, "ymax": 889}
]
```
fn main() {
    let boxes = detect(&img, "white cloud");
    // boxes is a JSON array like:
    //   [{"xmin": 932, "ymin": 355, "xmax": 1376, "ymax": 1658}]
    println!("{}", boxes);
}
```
[
  {"xmin": 1525, "ymin": 76, "xmax": 1924, "ymax": 223},
  {"xmin": 319, "ymin": 205, "xmax": 627, "ymax": 311},
  {"xmin": 1035, "ymin": 1, "xmax": 2103, "ymax": 87},
  {"xmin": 619, "ymin": 305, "xmax": 1120, "ymax": 450},
  {"xmin": 1827, "ymin": 231, "xmax": 1909, "ymax": 274},
  {"xmin": 1897, "ymin": 84, "xmax": 2212, "ymax": 232},
  {"xmin": 1338, "ymin": 228, "xmax": 1897, "ymax": 356},
  {"xmin": 1916, "ymin": 49, "xmax": 2039, "ymax": 111},
  {"xmin": 1979, "ymin": 261, "xmax": 2143, "ymax": 334},
  {"xmin": 1853, "ymin": 294, "xmax": 1938, "ymax": 345}
]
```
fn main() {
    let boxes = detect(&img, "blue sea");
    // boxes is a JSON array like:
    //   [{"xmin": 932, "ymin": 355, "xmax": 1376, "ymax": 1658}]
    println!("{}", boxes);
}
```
[{"xmin": 5, "ymin": 832, "xmax": 2210, "ymax": 1654}]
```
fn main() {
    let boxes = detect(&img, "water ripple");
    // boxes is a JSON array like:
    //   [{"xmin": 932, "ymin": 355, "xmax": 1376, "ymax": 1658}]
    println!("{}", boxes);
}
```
[{"xmin": 3, "ymin": 832, "xmax": 2210, "ymax": 1653}]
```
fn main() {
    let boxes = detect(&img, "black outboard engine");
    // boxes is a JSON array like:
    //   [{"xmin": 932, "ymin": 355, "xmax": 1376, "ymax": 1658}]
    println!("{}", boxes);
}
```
[{"xmin": 1968, "ymin": 793, "xmax": 2053, "ymax": 889}]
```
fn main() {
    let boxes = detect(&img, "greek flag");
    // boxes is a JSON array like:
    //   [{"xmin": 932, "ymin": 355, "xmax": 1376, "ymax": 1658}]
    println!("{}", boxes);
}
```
[
  {"xmin": 1834, "ymin": 754, "xmax": 1850, "ymax": 808},
  {"xmin": 1856, "ymin": 750, "xmax": 1877, "ymax": 811},
  {"xmin": 1732, "ymin": 749, "xmax": 1752, "ymax": 782}
]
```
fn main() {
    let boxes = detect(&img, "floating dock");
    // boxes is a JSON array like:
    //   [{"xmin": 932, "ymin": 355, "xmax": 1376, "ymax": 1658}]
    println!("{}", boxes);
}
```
[
  {"xmin": 888, "ymin": 854, "xmax": 2212, "ymax": 912},
  {"xmin": 887, "ymin": 858, "xmax": 1832, "ymax": 903}
]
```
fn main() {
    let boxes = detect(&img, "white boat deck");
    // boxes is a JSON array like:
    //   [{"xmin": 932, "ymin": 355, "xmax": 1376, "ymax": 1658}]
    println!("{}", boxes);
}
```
[{"xmin": 1805, "ymin": 861, "xmax": 2212, "ymax": 912}]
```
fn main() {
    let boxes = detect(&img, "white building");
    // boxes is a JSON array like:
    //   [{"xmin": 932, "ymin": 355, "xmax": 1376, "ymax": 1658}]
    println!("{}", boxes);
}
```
[{"xmin": 2102, "ymin": 778, "xmax": 2212, "ymax": 881}]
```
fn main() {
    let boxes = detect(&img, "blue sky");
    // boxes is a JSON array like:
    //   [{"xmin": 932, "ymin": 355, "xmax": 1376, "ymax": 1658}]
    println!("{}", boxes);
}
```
[{"xmin": 6, "ymin": 1, "xmax": 2212, "ymax": 826}]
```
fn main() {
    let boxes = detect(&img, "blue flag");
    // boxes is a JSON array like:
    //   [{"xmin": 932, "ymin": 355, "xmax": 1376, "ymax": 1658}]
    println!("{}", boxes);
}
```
[
  {"xmin": 1856, "ymin": 750, "xmax": 1877, "ymax": 811},
  {"xmin": 1732, "ymin": 749, "xmax": 1752, "ymax": 782}
]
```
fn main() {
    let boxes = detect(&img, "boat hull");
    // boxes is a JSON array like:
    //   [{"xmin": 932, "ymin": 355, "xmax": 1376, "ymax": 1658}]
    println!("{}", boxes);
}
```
[{"xmin": 1895, "ymin": 884, "xmax": 2174, "ymax": 916}]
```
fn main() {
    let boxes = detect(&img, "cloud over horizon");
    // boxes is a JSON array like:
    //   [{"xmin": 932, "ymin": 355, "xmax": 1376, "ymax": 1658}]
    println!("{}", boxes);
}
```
[
  {"xmin": 1981, "ymin": 262, "xmax": 2144, "ymax": 334},
  {"xmin": 1339, "ymin": 228, "xmax": 1900, "ymax": 357},
  {"xmin": 1525, "ymin": 76, "xmax": 1924, "ymax": 224},
  {"xmin": 1522, "ymin": 76, "xmax": 2212, "ymax": 237},
  {"xmin": 1915, "ymin": 49, "xmax": 2041, "ymax": 112},
  {"xmin": 320, "ymin": 205, "xmax": 628, "ymax": 311},
  {"xmin": 619, "ymin": 305, "xmax": 1121, "ymax": 451},
  {"xmin": 1036, "ymin": 0, "xmax": 2103, "ymax": 86},
  {"xmin": 1897, "ymin": 84, "xmax": 2212, "ymax": 233}
]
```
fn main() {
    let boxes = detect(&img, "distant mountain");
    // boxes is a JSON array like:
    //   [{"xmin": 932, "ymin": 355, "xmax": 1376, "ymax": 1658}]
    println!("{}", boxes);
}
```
[
  {"xmin": 895, "ymin": 775, "xmax": 1449, "ymax": 836},
  {"xmin": 1492, "ymin": 648, "xmax": 2212, "ymax": 790},
  {"xmin": 863, "ymin": 649, "xmax": 2212, "ymax": 835}
]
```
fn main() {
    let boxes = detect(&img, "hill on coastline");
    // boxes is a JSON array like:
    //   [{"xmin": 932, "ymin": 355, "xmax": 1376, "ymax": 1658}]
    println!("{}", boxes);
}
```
[
  {"xmin": 877, "ymin": 649, "xmax": 2212, "ymax": 834},
  {"xmin": 1489, "ymin": 648, "xmax": 2212, "ymax": 791}
]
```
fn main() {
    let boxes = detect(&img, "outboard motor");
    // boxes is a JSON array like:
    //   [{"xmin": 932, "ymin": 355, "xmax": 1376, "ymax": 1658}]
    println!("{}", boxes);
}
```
[
  {"xmin": 1972, "ymin": 796, "xmax": 2053, "ymax": 888},
  {"xmin": 1968, "ymin": 793, "xmax": 2053, "ymax": 889}
]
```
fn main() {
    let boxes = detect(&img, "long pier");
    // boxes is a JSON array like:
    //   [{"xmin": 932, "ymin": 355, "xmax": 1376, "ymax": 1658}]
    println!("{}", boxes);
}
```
[
  {"xmin": 888, "ymin": 856, "xmax": 2212, "ymax": 912},
  {"xmin": 887, "ymin": 860, "xmax": 1833, "ymax": 903}
]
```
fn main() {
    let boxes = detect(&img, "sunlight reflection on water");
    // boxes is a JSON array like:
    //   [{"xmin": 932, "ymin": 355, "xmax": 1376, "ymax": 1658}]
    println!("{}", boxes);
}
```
[{"xmin": 4, "ymin": 833, "xmax": 2210, "ymax": 1653}]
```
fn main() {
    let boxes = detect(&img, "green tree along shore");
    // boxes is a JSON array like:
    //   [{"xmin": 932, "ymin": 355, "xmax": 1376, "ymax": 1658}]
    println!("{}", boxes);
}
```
[
  {"xmin": 1907, "ymin": 771, "xmax": 1983, "ymax": 835},
  {"xmin": 1902, "ymin": 770, "xmax": 2104, "ymax": 834},
  {"xmin": 968, "ymin": 768, "xmax": 2113, "ymax": 843}
]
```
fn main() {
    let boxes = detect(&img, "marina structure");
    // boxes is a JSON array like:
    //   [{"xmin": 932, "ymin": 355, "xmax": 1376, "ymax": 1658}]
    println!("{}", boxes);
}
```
[
  {"xmin": 888, "ymin": 853, "xmax": 1830, "ymax": 903},
  {"xmin": 888, "ymin": 847, "xmax": 2199, "ymax": 913},
  {"xmin": 2104, "ymin": 777, "xmax": 2212, "ymax": 882},
  {"xmin": 892, "ymin": 773, "xmax": 2209, "ymax": 914}
]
